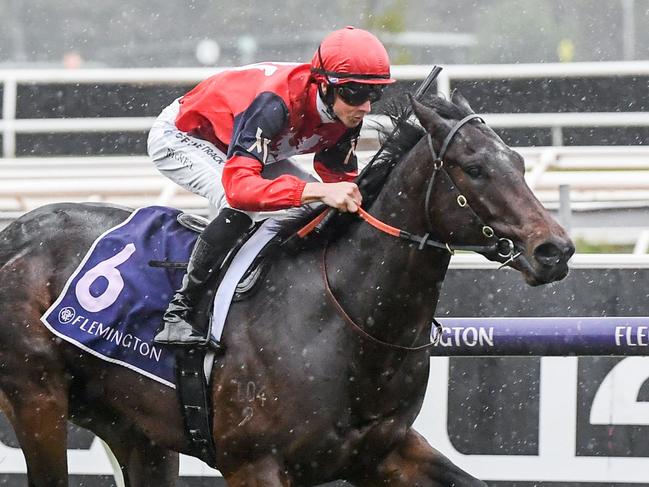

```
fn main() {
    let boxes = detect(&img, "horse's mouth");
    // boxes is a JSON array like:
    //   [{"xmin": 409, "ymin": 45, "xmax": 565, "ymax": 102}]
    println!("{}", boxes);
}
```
[
  {"xmin": 490, "ymin": 242, "xmax": 572, "ymax": 286},
  {"xmin": 519, "ymin": 256, "xmax": 570, "ymax": 286}
]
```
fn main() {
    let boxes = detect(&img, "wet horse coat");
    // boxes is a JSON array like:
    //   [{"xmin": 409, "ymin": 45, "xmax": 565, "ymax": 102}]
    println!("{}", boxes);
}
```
[{"xmin": 0, "ymin": 94, "xmax": 573, "ymax": 486}]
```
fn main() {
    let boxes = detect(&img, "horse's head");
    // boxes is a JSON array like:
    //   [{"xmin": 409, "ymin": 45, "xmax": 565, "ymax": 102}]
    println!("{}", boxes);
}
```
[{"xmin": 410, "ymin": 92, "xmax": 574, "ymax": 286}]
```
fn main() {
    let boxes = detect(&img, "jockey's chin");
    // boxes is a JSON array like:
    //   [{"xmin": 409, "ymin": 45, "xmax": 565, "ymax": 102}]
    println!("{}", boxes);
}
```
[{"xmin": 333, "ymin": 98, "xmax": 372, "ymax": 128}]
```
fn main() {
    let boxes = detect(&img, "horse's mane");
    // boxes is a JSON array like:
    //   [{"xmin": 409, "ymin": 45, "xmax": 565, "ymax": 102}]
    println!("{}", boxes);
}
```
[{"xmin": 275, "ymin": 94, "xmax": 469, "ymax": 252}]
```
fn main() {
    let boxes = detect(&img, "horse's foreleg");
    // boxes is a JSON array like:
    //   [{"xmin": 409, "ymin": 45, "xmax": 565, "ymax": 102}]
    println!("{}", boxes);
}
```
[
  {"xmin": 10, "ymin": 386, "xmax": 69, "ymax": 487},
  {"xmin": 353, "ymin": 429, "xmax": 487, "ymax": 487},
  {"xmin": 223, "ymin": 456, "xmax": 293, "ymax": 487},
  {"xmin": 100, "ymin": 431, "xmax": 179, "ymax": 487}
]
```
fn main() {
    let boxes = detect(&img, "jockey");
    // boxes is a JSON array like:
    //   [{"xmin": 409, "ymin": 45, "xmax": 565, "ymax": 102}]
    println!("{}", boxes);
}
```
[{"xmin": 149, "ymin": 26, "xmax": 395, "ymax": 348}]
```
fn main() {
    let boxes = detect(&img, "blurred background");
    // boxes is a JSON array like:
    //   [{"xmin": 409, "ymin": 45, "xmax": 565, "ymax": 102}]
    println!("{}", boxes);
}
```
[{"xmin": 1, "ymin": 0, "xmax": 648, "ymax": 67}]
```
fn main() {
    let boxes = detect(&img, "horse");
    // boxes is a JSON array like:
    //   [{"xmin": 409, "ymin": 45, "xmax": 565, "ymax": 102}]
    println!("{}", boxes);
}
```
[{"xmin": 0, "ymin": 91, "xmax": 574, "ymax": 486}]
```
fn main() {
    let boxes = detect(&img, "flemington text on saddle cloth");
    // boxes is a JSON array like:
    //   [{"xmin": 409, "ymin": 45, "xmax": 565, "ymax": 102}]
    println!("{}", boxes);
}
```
[{"xmin": 40, "ymin": 206, "xmax": 197, "ymax": 388}]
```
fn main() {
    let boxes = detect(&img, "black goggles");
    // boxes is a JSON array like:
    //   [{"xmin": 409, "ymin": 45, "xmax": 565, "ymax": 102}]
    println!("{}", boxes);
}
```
[{"xmin": 334, "ymin": 83, "xmax": 384, "ymax": 106}]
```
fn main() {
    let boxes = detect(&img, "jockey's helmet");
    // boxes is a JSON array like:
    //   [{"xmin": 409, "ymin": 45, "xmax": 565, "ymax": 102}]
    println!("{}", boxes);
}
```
[
  {"xmin": 311, "ymin": 27, "xmax": 395, "ymax": 110},
  {"xmin": 310, "ymin": 26, "xmax": 396, "ymax": 86}
]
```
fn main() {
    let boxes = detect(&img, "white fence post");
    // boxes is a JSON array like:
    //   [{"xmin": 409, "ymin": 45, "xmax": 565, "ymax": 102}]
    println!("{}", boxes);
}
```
[
  {"xmin": 633, "ymin": 230, "xmax": 649, "ymax": 255},
  {"xmin": 2, "ymin": 76, "xmax": 17, "ymax": 158},
  {"xmin": 558, "ymin": 184, "xmax": 572, "ymax": 234},
  {"xmin": 436, "ymin": 71, "xmax": 451, "ymax": 98}
]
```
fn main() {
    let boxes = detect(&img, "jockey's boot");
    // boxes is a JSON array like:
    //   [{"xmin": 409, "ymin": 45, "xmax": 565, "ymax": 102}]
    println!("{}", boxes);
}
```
[{"xmin": 154, "ymin": 208, "xmax": 253, "ymax": 348}]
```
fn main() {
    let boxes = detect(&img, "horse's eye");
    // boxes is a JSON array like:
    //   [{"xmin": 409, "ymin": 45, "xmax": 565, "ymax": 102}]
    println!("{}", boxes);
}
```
[{"xmin": 464, "ymin": 165, "xmax": 483, "ymax": 178}]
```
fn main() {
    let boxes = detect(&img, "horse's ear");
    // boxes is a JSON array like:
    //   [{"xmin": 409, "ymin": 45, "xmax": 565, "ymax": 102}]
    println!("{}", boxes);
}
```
[
  {"xmin": 408, "ymin": 94, "xmax": 449, "ymax": 134},
  {"xmin": 451, "ymin": 89, "xmax": 474, "ymax": 114}
]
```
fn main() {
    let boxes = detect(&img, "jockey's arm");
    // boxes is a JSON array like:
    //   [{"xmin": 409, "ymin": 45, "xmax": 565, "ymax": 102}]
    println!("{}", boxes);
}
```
[
  {"xmin": 223, "ymin": 157, "xmax": 362, "ymax": 213},
  {"xmin": 301, "ymin": 180, "xmax": 362, "ymax": 213},
  {"xmin": 222, "ymin": 94, "xmax": 362, "ymax": 213},
  {"xmin": 223, "ymin": 155, "xmax": 306, "ymax": 211},
  {"xmin": 304, "ymin": 126, "xmax": 363, "ymax": 212},
  {"xmin": 222, "ymin": 92, "xmax": 306, "ymax": 211}
]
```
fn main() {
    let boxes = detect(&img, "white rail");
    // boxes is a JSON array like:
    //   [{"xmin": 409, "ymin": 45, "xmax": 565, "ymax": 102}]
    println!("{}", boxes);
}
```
[
  {"xmin": 2, "ymin": 61, "xmax": 648, "ymax": 84},
  {"xmin": 1, "ymin": 146, "xmax": 648, "ymax": 209},
  {"xmin": 482, "ymin": 112, "xmax": 649, "ymax": 128},
  {"xmin": 2, "ymin": 111, "xmax": 649, "ymax": 135},
  {"xmin": 2, "ymin": 61, "xmax": 649, "ymax": 157},
  {"xmin": 450, "ymin": 252, "xmax": 649, "ymax": 269}
]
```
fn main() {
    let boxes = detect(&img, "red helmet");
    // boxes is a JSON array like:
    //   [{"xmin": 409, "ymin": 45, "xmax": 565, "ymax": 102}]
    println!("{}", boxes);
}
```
[{"xmin": 310, "ymin": 26, "xmax": 396, "ymax": 85}]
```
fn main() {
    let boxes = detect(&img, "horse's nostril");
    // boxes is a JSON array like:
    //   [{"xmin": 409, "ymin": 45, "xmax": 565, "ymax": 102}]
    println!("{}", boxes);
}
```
[
  {"xmin": 565, "ymin": 242, "xmax": 576, "ymax": 259},
  {"xmin": 534, "ymin": 242, "xmax": 564, "ymax": 267}
]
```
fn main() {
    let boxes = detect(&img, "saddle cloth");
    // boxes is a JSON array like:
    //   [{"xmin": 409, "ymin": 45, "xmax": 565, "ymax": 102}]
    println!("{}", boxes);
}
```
[{"xmin": 40, "ymin": 206, "xmax": 278, "ymax": 388}]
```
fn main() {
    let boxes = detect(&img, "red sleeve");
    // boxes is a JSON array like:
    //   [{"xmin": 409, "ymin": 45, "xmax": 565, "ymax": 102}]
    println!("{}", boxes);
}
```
[
  {"xmin": 222, "ymin": 155, "xmax": 307, "ymax": 212},
  {"xmin": 313, "ymin": 161, "xmax": 358, "ymax": 183}
]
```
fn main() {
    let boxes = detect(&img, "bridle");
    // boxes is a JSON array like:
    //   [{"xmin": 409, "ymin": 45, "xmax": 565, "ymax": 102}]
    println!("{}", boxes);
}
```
[
  {"xmin": 307, "ymin": 113, "xmax": 523, "ymax": 352},
  {"xmin": 421, "ymin": 114, "xmax": 519, "ymax": 263},
  {"xmin": 300, "ymin": 114, "xmax": 520, "ymax": 262}
]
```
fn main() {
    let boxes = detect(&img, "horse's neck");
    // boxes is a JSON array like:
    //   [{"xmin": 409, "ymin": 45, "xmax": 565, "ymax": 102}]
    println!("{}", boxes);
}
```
[{"xmin": 326, "ymin": 144, "xmax": 450, "ymax": 348}]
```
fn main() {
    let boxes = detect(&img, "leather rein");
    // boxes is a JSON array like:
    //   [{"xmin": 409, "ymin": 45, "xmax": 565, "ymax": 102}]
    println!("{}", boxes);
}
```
[{"xmin": 301, "ymin": 114, "xmax": 521, "ymax": 352}]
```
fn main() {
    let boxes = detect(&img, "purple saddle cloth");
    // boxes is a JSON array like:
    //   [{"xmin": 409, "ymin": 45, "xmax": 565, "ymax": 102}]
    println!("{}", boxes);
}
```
[{"xmin": 41, "ymin": 206, "xmax": 199, "ymax": 388}]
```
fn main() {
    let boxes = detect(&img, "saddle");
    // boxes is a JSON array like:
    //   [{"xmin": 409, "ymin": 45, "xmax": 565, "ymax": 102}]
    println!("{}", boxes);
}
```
[{"xmin": 174, "ymin": 212, "xmax": 275, "ymax": 301}]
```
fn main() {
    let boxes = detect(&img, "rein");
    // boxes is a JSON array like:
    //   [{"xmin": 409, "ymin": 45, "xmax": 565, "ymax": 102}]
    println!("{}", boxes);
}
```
[
  {"xmin": 298, "ymin": 114, "xmax": 519, "ymax": 260},
  {"xmin": 300, "ymin": 113, "xmax": 522, "ymax": 352},
  {"xmin": 321, "ymin": 244, "xmax": 443, "ymax": 352}
]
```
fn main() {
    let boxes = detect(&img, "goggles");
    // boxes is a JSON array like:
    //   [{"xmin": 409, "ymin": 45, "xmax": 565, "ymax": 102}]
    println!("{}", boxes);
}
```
[{"xmin": 334, "ymin": 82, "xmax": 384, "ymax": 106}]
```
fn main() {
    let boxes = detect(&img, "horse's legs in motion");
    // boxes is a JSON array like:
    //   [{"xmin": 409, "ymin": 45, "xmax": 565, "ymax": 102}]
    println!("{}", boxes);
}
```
[
  {"xmin": 354, "ymin": 429, "xmax": 488, "ymax": 487},
  {"xmin": 4, "ymin": 379, "xmax": 70, "ymax": 487},
  {"xmin": 100, "ymin": 430, "xmax": 179, "ymax": 487},
  {"xmin": 223, "ymin": 456, "xmax": 293, "ymax": 487}
]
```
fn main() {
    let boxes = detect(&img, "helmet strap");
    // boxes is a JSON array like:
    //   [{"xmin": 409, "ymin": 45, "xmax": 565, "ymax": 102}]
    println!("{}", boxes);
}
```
[
  {"xmin": 318, "ymin": 84, "xmax": 338, "ymax": 121},
  {"xmin": 316, "ymin": 45, "xmax": 338, "ymax": 120},
  {"xmin": 317, "ymin": 46, "xmax": 331, "ymax": 83}
]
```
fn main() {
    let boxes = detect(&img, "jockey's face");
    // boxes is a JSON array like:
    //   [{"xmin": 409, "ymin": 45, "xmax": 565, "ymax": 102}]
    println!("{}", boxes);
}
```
[{"xmin": 332, "ymin": 94, "xmax": 372, "ymax": 128}]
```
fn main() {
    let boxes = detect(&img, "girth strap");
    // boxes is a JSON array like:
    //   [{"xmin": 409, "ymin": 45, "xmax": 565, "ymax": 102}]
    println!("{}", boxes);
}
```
[{"xmin": 175, "ymin": 348, "xmax": 218, "ymax": 466}]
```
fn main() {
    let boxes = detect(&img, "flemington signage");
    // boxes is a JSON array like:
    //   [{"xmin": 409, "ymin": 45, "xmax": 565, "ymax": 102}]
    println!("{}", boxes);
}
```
[
  {"xmin": 430, "ymin": 317, "xmax": 649, "ymax": 356},
  {"xmin": 616, "ymin": 324, "xmax": 649, "ymax": 346},
  {"xmin": 423, "ymin": 261, "xmax": 649, "ymax": 485},
  {"xmin": 421, "ymin": 317, "xmax": 649, "ymax": 483},
  {"xmin": 434, "ymin": 324, "xmax": 495, "ymax": 348}
]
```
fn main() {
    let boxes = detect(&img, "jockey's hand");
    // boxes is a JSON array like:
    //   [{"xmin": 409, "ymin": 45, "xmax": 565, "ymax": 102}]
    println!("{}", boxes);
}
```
[{"xmin": 301, "ymin": 181, "xmax": 362, "ymax": 213}]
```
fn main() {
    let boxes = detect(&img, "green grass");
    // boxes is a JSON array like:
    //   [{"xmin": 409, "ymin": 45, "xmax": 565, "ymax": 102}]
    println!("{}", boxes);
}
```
[{"xmin": 573, "ymin": 238, "xmax": 635, "ymax": 254}]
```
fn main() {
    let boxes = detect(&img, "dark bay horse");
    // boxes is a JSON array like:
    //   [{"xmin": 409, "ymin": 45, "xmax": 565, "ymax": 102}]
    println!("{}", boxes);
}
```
[{"xmin": 0, "ymin": 92, "xmax": 573, "ymax": 486}]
